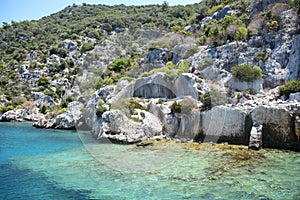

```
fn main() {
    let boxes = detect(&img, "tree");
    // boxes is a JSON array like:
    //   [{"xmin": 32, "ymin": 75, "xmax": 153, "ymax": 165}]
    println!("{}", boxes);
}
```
[{"xmin": 162, "ymin": 1, "xmax": 169, "ymax": 11}]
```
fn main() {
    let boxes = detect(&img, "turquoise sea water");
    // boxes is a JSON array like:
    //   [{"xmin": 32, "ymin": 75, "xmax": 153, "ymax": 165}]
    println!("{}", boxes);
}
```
[{"xmin": 1, "ymin": 122, "xmax": 300, "ymax": 200}]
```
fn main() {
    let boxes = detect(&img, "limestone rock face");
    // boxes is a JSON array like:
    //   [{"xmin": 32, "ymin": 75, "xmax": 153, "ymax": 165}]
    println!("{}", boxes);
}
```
[
  {"xmin": 285, "ymin": 35, "xmax": 300, "ymax": 80},
  {"xmin": 175, "ymin": 111, "xmax": 202, "ymax": 140},
  {"xmin": 174, "ymin": 73, "xmax": 200, "ymax": 100},
  {"xmin": 251, "ymin": 105, "xmax": 297, "ymax": 149},
  {"xmin": 0, "ymin": 107, "xmax": 40, "ymax": 122},
  {"xmin": 133, "ymin": 73, "xmax": 175, "ymax": 99},
  {"xmin": 145, "ymin": 48, "xmax": 170, "ymax": 65},
  {"xmin": 249, "ymin": 0, "xmax": 290, "ymax": 16},
  {"xmin": 48, "ymin": 113, "xmax": 76, "ymax": 129},
  {"xmin": 33, "ymin": 116, "xmax": 48, "ymax": 128},
  {"xmin": 33, "ymin": 101, "xmax": 84, "ymax": 129},
  {"xmin": 201, "ymin": 106, "xmax": 252, "ymax": 145},
  {"xmin": 225, "ymin": 76, "xmax": 264, "ymax": 94},
  {"xmin": 295, "ymin": 116, "xmax": 300, "ymax": 143},
  {"xmin": 31, "ymin": 92, "xmax": 57, "ymax": 108},
  {"xmin": 212, "ymin": 6, "xmax": 237, "ymax": 20},
  {"xmin": 0, "ymin": 110, "xmax": 17, "ymax": 122},
  {"xmin": 15, "ymin": 108, "xmax": 40, "ymax": 121},
  {"xmin": 132, "ymin": 73, "xmax": 200, "ymax": 100},
  {"xmin": 98, "ymin": 109, "xmax": 162, "ymax": 143},
  {"xmin": 289, "ymin": 92, "xmax": 300, "ymax": 102}
]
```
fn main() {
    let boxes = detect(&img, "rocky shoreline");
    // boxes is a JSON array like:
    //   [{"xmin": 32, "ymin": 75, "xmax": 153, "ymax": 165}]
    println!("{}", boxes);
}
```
[{"xmin": 3, "ymin": 72, "xmax": 299, "ymax": 151}]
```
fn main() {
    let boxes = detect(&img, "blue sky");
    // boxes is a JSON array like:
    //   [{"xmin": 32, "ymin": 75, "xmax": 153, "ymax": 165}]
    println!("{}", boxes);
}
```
[{"xmin": 0, "ymin": 0, "xmax": 200, "ymax": 25}]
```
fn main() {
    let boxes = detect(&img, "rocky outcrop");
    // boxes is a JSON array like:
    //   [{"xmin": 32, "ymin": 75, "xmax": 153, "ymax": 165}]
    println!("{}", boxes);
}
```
[
  {"xmin": 133, "ymin": 73, "xmax": 200, "ymax": 100},
  {"xmin": 98, "ymin": 109, "xmax": 162, "ymax": 144},
  {"xmin": 289, "ymin": 92, "xmax": 300, "ymax": 102},
  {"xmin": 0, "ymin": 107, "xmax": 40, "ymax": 122},
  {"xmin": 249, "ymin": 0, "xmax": 290, "ymax": 16},
  {"xmin": 201, "ymin": 106, "xmax": 252, "ymax": 145},
  {"xmin": 0, "ymin": 110, "xmax": 17, "ymax": 122},
  {"xmin": 251, "ymin": 105, "xmax": 298, "ymax": 150},
  {"xmin": 225, "ymin": 76, "xmax": 264, "ymax": 94},
  {"xmin": 212, "ymin": 6, "xmax": 238, "ymax": 20},
  {"xmin": 145, "ymin": 48, "xmax": 171, "ymax": 65},
  {"xmin": 285, "ymin": 34, "xmax": 300, "ymax": 80},
  {"xmin": 175, "ymin": 111, "xmax": 202, "ymax": 140},
  {"xmin": 33, "ymin": 101, "xmax": 84, "ymax": 129},
  {"xmin": 31, "ymin": 92, "xmax": 57, "ymax": 108},
  {"xmin": 108, "ymin": 73, "xmax": 201, "ymax": 103}
]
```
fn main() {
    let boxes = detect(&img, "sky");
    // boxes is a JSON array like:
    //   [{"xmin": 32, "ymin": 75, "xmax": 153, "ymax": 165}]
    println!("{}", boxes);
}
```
[{"xmin": 0, "ymin": 0, "xmax": 200, "ymax": 25}]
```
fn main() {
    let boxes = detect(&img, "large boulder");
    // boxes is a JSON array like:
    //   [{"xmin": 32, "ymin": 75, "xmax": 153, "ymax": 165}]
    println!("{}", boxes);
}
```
[
  {"xmin": 50, "ymin": 101, "xmax": 84, "ymax": 129},
  {"xmin": 0, "ymin": 110, "xmax": 17, "ymax": 122},
  {"xmin": 225, "ymin": 76, "xmax": 264, "ymax": 94},
  {"xmin": 15, "ymin": 108, "xmax": 40, "ymax": 121},
  {"xmin": 201, "ymin": 106, "xmax": 252, "ymax": 145},
  {"xmin": 251, "ymin": 105, "xmax": 298, "ymax": 149},
  {"xmin": 1, "ymin": 108, "xmax": 40, "ymax": 122},
  {"xmin": 289, "ymin": 92, "xmax": 300, "ymax": 102},
  {"xmin": 47, "ymin": 113, "xmax": 76, "ymax": 129},
  {"xmin": 98, "ymin": 109, "xmax": 162, "ymax": 144},
  {"xmin": 175, "ymin": 111, "xmax": 202, "ymax": 140},
  {"xmin": 34, "ymin": 101, "xmax": 84, "ymax": 129}
]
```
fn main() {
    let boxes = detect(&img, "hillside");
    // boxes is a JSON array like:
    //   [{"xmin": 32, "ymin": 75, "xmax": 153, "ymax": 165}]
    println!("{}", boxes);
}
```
[{"xmin": 1, "ymin": 0, "xmax": 300, "ymax": 150}]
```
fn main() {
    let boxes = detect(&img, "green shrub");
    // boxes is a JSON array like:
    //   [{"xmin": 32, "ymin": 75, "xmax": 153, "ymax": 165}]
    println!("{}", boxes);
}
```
[
  {"xmin": 180, "ymin": 97, "xmax": 196, "ymax": 114},
  {"xmin": 0, "ymin": 105, "xmax": 14, "ymax": 113},
  {"xmin": 66, "ymin": 96, "xmax": 74, "ymax": 103},
  {"xmin": 163, "ymin": 70, "xmax": 178, "ymax": 82},
  {"xmin": 177, "ymin": 60, "xmax": 191, "ymax": 73},
  {"xmin": 254, "ymin": 50, "xmax": 269, "ymax": 62},
  {"xmin": 201, "ymin": 88, "xmax": 227, "ymax": 110},
  {"xmin": 171, "ymin": 97, "xmax": 196, "ymax": 114},
  {"xmin": 110, "ymin": 98, "xmax": 147, "ymax": 118},
  {"xmin": 57, "ymin": 108, "xmax": 67, "ymax": 115},
  {"xmin": 81, "ymin": 42, "xmax": 94, "ymax": 53},
  {"xmin": 231, "ymin": 63, "xmax": 263, "ymax": 82},
  {"xmin": 279, "ymin": 79, "xmax": 300, "ymax": 98},
  {"xmin": 49, "ymin": 46, "xmax": 68, "ymax": 58},
  {"xmin": 171, "ymin": 101, "xmax": 181, "ymax": 113},
  {"xmin": 60, "ymin": 100, "xmax": 68, "ymax": 108},
  {"xmin": 108, "ymin": 58, "xmax": 131, "ymax": 73},
  {"xmin": 290, "ymin": 0, "xmax": 300, "ymax": 9},
  {"xmin": 37, "ymin": 77, "xmax": 50, "ymax": 87},
  {"xmin": 234, "ymin": 26, "xmax": 248, "ymax": 40}
]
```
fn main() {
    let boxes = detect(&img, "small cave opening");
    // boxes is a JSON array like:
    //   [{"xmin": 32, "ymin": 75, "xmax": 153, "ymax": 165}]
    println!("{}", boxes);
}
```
[{"xmin": 133, "ymin": 84, "xmax": 176, "ymax": 99}]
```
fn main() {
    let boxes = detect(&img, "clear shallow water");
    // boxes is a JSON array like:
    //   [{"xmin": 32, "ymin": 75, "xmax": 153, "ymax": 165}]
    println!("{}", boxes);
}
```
[{"xmin": 1, "ymin": 123, "xmax": 300, "ymax": 200}]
